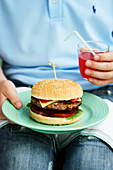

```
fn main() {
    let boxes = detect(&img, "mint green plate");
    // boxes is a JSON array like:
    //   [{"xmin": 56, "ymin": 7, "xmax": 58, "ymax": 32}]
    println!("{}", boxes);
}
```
[{"xmin": 2, "ymin": 91, "xmax": 109, "ymax": 134}]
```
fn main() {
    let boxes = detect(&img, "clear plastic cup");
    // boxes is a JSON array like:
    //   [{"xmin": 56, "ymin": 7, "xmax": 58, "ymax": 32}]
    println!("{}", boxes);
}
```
[{"xmin": 77, "ymin": 41, "xmax": 109, "ymax": 79}]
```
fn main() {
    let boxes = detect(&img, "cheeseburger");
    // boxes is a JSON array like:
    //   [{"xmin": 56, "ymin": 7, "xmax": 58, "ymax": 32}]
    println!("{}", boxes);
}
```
[{"xmin": 28, "ymin": 79, "xmax": 83, "ymax": 125}]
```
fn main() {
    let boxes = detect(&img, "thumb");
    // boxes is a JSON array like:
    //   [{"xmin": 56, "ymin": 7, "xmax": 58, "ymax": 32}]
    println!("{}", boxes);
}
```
[
  {"xmin": 12, "ymin": 96, "xmax": 23, "ymax": 109},
  {"xmin": 4, "ymin": 87, "xmax": 23, "ymax": 109}
]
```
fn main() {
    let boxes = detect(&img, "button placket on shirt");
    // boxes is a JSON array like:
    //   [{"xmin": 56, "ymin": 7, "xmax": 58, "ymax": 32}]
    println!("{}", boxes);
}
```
[
  {"xmin": 52, "ymin": 0, "xmax": 57, "ymax": 3},
  {"xmin": 48, "ymin": 0, "xmax": 63, "ymax": 21}
]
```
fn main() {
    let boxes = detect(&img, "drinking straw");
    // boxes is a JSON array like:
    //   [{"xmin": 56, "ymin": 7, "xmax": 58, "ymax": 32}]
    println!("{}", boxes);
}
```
[
  {"xmin": 64, "ymin": 30, "xmax": 96, "ymax": 55},
  {"xmin": 48, "ymin": 62, "xmax": 57, "ymax": 79}
]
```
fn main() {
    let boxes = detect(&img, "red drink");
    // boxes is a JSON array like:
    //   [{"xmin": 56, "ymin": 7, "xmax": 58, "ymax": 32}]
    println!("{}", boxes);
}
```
[
  {"xmin": 78, "ymin": 41, "xmax": 109, "ymax": 79},
  {"xmin": 79, "ymin": 52, "xmax": 93, "ymax": 79},
  {"xmin": 79, "ymin": 51, "xmax": 103, "ymax": 79}
]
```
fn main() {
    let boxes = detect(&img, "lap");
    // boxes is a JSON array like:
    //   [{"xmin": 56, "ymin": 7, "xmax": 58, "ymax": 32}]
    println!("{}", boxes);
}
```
[
  {"xmin": 0, "ymin": 124, "xmax": 56, "ymax": 170},
  {"xmin": 59, "ymin": 136, "xmax": 113, "ymax": 170},
  {"xmin": 0, "ymin": 127, "xmax": 113, "ymax": 170}
]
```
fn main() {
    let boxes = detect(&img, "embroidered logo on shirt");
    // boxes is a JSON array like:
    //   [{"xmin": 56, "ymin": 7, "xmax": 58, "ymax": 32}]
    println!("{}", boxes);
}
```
[
  {"xmin": 92, "ymin": 5, "xmax": 96, "ymax": 14},
  {"xmin": 112, "ymin": 31, "xmax": 113, "ymax": 38}
]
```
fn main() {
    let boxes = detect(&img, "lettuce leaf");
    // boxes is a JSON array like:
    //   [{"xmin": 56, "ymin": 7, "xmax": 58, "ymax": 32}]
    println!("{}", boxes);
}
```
[
  {"xmin": 26, "ymin": 103, "xmax": 32, "ymax": 108},
  {"xmin": 66, "ymin": 109, "xmax": 83, "ymax": 120}
]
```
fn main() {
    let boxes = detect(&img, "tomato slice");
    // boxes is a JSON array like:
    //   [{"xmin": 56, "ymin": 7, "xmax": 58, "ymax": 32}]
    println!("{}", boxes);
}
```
[
  {"xmin": 71, "ymin": 98, "xmax": 79, "ymax": 103},
  {"xmin": 51, "ymin": 110, "xmax": 77, "ymax": 117},
  {"xmin": 39, "ymin": 98, "xmax": 80, "ymax": 104},
  {"xmin": 32, "ymin": 107, "xmax": 49, "ymax": 116},
  {"xmin": 32, "ymin": 106, "xmax": 78, "ymax": 118},
  {"xmin": 39, "ymin": 99, "xmax": 52, "ymax": 103}
]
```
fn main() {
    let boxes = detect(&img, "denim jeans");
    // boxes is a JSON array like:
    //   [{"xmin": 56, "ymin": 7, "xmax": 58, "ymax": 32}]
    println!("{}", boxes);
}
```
[
  {"xmin": 0, "ymin": 125, "xmax": 56, "ymax": 170},
  {"xmin": 58, "ymin": 136, "xmax": 113, "ymax": 170},
  {"xmin": 0, "ymin": 126, "xmax": 113, "ymax": 170},
  {"xmin": 0, "ymin": 85, "xmax": 113, "ymax": 170}
]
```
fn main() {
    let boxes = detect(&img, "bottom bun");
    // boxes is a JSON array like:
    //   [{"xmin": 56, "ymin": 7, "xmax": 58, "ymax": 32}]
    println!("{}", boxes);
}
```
[{"xmin": 30, "ymin": 109, "xmax": 83, "ymax": 125}]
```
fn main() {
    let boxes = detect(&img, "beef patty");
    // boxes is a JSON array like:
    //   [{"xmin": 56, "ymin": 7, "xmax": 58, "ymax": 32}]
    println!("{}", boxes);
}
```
[{"xmin": 31, "ymin": 97, "xmax": 82, "ymax": 111}]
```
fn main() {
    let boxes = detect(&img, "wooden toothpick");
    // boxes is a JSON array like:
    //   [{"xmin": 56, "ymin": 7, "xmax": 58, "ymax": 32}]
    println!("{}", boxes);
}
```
[{"xmin": 48, "ymin": 62, "xmax": 57, "ymax": 79}]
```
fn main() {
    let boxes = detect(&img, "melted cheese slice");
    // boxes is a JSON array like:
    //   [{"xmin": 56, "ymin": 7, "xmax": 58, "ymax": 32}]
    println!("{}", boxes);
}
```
[{"xmin": 39, "ymin": 99, "xmax": 57, "ymax": 108}]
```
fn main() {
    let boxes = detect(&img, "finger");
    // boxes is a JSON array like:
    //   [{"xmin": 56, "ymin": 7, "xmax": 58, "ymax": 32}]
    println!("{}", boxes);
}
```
[
  {"xmin": 0, "ymin": 94, "xmax": 17, "ymax": 123},
  {"xmin": 0, "ymin": 93, "xmax": 7, "ymax": 106},
  {"xmin": 0, "ymin": 94, "xmax": 7, "ymax": 119},
  {"xmin": 94, "ymin": 51, "xmax": 113, "ymax": 61},
  {"xmin": 85, "ymin": 69, "xmax": 113, "ymax": 80},
  {"xmin": 86, "ymin": 60, "xmax": 113, "ymax": 71},
  {"xmin": 88, "ymin": 77, "xmax": 113, "ymax": 86},
  {"xmin": 3, "ymin": 87, "xmax": 23, "ymax": 109}
]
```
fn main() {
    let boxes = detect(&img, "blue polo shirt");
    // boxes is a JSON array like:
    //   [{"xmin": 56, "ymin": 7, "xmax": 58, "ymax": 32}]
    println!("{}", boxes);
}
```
[{"xmin": 0, "ymin": 0, "xmax": 113, "ymax": 90}]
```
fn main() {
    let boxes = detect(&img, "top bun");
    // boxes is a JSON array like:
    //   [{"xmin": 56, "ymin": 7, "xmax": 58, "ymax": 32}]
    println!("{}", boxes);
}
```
[{"xmin": 31, "ymin": 79, "xmax": 83, "ymax": 100}]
